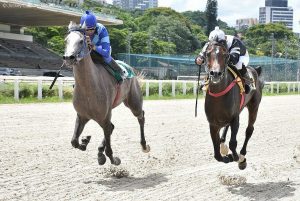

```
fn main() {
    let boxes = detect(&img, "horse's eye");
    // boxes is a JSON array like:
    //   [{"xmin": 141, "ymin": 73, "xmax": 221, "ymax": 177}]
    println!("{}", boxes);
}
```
[{"xmin": 79, "ymin": 40, "xmax": 83, "ymax": 44}]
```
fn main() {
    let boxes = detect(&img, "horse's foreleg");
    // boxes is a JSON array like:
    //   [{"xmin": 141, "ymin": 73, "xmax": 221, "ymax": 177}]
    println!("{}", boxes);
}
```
[
  {"xmin": 220, "ymin": 125, "xmax": 229, "ymax": 156},
  {"xmin": 100, "ymin": 122, "xmax": 121, "ymax": 166},
  {"xmin": 227, "ymin": 117, "xmax": 240, "ymax": 162},
  {"xmin": 71, "ymin": 114, "xmax": 89, "ymax": 149},
  {"xmin": 97, "ymin": 136, "xmax": 107, "ymax": 165},
  {"xmin": 138, "ymin": 111, "xmax": 150, "ymax": 153},
  {"xmin": 209, "ymin": 125, "xmax": 223, "ymax": 162}
]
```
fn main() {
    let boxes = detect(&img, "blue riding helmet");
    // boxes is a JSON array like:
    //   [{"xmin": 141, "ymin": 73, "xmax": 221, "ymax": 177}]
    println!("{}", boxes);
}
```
[{"xmin": 80, "ymin": 10, "xmax": 97, "ymax": 28}]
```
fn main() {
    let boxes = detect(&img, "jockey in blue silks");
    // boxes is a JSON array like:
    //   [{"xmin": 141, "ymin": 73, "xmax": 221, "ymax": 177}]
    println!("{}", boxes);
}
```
[{"xmin": 80, "ymin": 10, "xmax": 125, "ymax": 83}]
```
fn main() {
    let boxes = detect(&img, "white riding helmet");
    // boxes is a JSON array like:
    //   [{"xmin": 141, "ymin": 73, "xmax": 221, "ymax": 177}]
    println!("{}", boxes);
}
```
[{"xmin": 208, "ymin": 26, "xmax": 225, "ymax": 42}]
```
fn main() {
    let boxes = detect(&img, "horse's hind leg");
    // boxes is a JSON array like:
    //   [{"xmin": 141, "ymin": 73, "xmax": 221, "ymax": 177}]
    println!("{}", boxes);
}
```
[
  {"xmin": 239, "ymin": 104, "xmax": 259, "ymax": 170},
  {"xmin": 125, "ymin": 79, "xmax": 150, "ymax": 153},
  {"xmin": 71, "ymin": 114, "xmax": 89, "ymax": 150},
  {"xmin": 137, "ymin": 110, "xmax": 150, "ymax": 152}
]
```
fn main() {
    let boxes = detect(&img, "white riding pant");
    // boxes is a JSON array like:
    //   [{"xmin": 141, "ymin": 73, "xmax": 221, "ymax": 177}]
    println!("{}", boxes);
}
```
[{"xmin": 235, "ymin": 50, "xmax": 249, "ymax": 70}]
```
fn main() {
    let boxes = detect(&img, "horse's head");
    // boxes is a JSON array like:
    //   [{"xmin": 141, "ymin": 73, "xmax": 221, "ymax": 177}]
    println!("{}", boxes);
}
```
[
  {"xmin": 63, "ymin": 21, "xmax": 89, "ymax": 66},
  {"xmin": 205, "ymin": 41, "xmax": 229, "ymax": 83}
]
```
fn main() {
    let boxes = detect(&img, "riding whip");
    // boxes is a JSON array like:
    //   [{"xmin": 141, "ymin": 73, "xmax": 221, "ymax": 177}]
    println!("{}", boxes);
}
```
[
  {"xmin": 49, "ymin": 61, "xmax": 65, "ymax": 90},
  {"xmin": 195, "ymin": 64, "xmax": 202, "ymax": 117}
]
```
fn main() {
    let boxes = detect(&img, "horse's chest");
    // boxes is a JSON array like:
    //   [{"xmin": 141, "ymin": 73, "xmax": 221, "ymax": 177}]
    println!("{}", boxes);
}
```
[
  {"xmin": 205, "ymin": 97, "xmax": 238, "ymax": 125},
  {"xmin": 73, "ymin": 90, "xmax": 108, "ymax": 119}
]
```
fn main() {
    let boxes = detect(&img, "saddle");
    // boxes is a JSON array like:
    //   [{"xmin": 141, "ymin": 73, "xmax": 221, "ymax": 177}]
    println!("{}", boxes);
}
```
[
  {"xmin": 230, "ymin": 65, "xmax": 256, "ymax": 91},
  {"xmin": 90, "ymin": 50, "xmax": 123, "ymax": 83}
]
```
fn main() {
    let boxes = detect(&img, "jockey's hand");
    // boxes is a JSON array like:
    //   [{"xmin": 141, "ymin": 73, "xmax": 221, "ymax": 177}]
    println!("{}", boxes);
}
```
[
  {"xmin": 86, "ymin": 36, "xmax": 93, "ymax": 49},
  {"xmin": 195, "ymin": 56, "xmax": 204, "ymax": 66}
]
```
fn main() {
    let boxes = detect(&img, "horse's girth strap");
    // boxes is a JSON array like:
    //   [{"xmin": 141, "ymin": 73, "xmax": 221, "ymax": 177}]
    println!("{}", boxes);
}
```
[{"xmin": 112, "ymin": 84, "xmax": 121, "ymax": 108}]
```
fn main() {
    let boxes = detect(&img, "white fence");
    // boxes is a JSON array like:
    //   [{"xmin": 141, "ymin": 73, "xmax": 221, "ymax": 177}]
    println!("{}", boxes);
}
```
[{"xmin": 0, "ymin": 76, "xmax": 300, "ymax": 101}]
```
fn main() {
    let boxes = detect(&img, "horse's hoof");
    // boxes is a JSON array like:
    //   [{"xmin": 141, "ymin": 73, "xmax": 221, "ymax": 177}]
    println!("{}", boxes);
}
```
[
  {"xmin": 81, "ymin": 136, "xmax": 91, "ymax": 144},
  {"xmin": 223, "ymin": 156, "xmax": 230, "ymax": 163},
  {"xmin": 98, "ymin": 153, "xmax": 106, "ymax": 165},
  {"xmin": 78, "ymin": 144, "xmax": 86, "ymax": 151},
  {"xmin": 71, "ymin": 140, "xmax": 79, "ymax": 148},
  {"xmin": 142, "ymin": 145, "xmax": 151, "ymax": 153},
  {"xmin": 113, "ymin": 157, "xmax": 121, "ymax": 166},
  {"xmin": 220, "ymin": 143, "xmax": 229, "ymax": 156},
  {"xmin": 238, "ymin": 158, "xmax": 247, "ymax": 170}
]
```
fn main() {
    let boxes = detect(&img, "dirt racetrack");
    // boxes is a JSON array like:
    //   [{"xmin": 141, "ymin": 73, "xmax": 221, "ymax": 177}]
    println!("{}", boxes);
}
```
[{"xmin": 0, "ymin": 95, "xmax": 300, "ymax": 201}]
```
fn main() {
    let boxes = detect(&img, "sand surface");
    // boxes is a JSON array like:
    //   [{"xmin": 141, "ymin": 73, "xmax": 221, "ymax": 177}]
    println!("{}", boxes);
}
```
[{"xmin": 0, "ymin": 95, "xmax": 300, "ymax": 201}]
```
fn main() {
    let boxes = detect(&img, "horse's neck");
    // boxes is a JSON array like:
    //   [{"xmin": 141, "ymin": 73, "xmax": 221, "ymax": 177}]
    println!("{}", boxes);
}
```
[
  {"xmin": 73, "ymin": 55, "xmax": 105, "ymax": 86},
  {"xmin": 73, "ymin": 57, "xmax": 91, "ymax": 83}
]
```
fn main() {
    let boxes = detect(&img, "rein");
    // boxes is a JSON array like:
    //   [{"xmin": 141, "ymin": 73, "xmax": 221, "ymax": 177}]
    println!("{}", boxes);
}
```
[
  {"xmin": 49, "ymin": 61, "xmax": 66, "ymax": 90},
  {"xmin": 195, "ymin": 64, "xmax": 202, "ymax": 117}
]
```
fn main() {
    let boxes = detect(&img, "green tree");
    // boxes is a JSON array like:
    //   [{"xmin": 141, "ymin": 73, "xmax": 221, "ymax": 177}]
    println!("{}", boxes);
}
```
[
  {"xmin": 25, "ymin": 26, "xmax": 66, "ymax": 55},
  {"xmin": 107, "ymin": 28, "xmax": 128, "ymax": 58},
  {"xmin": 47, "ymin": 36, "xmax": 65, "ymax": 55},
  {"xmin": 245, "ymin": 23, "xmax": 298, "ymax": 58},
  {"xmin": 131, "ymin": 31, "xmax": 149, "ymax": 54},
  {"xmin": 182, "ymin": 10, "xmax": 206, "ymax": 28},
  {"xmin": 205, "ymin": 0, "xmax": 218, "ymax": 36}
]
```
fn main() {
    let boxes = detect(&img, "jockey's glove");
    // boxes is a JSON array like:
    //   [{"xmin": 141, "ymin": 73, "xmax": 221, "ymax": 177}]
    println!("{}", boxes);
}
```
[
  {"xmin": 86, "ymin": 36, "xmax": 93, "ymax": 50},
  {"xmin": 195, "ymin": 56, "xmax": 204, "ymax": 66}
]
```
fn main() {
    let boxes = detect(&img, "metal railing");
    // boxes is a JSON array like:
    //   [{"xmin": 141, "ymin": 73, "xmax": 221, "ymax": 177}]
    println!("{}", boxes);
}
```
[{"xmin": 0, "ymin": 76, "xmax": 300, "ymax": 101}]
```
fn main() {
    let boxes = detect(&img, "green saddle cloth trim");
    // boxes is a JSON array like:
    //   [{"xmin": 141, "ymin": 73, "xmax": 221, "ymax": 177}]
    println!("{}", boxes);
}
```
[
  {"xmin": 104, "ymin": 62, "xmax": 135, "ymax": 83},
  {"xmin": 90, "ymin": 51, "xmax": 135, "ymax": 82}
]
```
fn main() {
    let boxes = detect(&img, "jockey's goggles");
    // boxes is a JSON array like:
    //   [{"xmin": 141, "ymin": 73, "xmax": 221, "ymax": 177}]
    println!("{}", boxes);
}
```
[{"xmin": 86, "ymin": 28, "xmax": 96, "ymax": 31}]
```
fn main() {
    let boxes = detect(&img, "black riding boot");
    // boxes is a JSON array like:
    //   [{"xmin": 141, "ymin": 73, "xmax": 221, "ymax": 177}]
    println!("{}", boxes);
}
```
[
  {"xmin": 108, "ymin": 59, "xmax": 126, "ymax": 84},
  {"xmin": 239, "ymin": 66, "xmax": 251, "ymax": 94}
]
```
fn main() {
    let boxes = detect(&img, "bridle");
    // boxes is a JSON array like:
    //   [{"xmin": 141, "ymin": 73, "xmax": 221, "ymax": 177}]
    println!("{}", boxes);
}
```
[
  {"xmin": 205, "ymin": 41, "xmax": 230, "ymax": 82},
  {"xmin": 63, "ymin": 28, "xmax": 91, "ymax": 61}
]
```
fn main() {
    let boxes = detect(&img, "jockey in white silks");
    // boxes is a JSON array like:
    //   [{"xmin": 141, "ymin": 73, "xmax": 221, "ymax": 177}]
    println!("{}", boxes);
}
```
[{"xmin": 195, "ymin": 26, "xmax": 252, "ymax": 93}]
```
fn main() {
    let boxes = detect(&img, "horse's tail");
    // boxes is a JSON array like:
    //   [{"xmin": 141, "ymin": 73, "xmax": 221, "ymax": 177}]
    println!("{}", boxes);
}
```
[
  {"xmin": 255, "ymin": 66, "xmax": 262, "ymax": 77},
  {"xmin": 254, "ymin": 66, "xmax": 265, "ymax": 90},
  {"xmin": 134, "ymin": 69, "xmax": 146, "ymax": 87}
]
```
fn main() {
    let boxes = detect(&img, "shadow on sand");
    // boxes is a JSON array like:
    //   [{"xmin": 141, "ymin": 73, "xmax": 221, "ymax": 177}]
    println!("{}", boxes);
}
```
[
  {"xmin": 228, "ymin": 181, "xmax": 298, "ymax": 201},
  {"xmin": 84, "ymin": 173, "xmax": 168, "ymax": 191}
]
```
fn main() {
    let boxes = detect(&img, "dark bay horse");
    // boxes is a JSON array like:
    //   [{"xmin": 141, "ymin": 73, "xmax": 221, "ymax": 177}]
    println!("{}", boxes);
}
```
[
  {"xmin": 63, "ymin": 21, "xmax": 150, "ymax": 166},
  {"xmin": 204, "ymin": 41, "xmax": 264, "ymax": 170}
]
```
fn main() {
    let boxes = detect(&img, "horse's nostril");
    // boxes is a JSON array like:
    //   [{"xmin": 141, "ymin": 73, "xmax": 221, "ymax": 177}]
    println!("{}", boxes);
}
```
[
  {"xmin": 70, "ymin": 55, "xmax": 75, "ymax": 60},
  {"xmin": 63, "ymin": 56, "xmax": 66, "ymax": 60},
  {"xmin": 218, "ymin": 72, "xmax": 222, "ymax": 76},
  {"xmin": 210, "ymin": 71, "xmax": 214, "ymax": 76}
]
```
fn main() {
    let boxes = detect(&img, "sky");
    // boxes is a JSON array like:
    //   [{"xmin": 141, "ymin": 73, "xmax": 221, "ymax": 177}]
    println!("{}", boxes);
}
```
[{"xmin": 106, "ymin": 0, "xmax": 300, "ymax": 33}]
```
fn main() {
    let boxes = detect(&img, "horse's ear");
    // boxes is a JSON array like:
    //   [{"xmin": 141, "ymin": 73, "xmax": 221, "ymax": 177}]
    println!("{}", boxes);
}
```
[
  {"xmin": 81, "ymin": 21, "xmax": 87, "ymax": 29},
  {"xmin": 68, "ymin": 21, "xmax": 76, "ymax": 30}
]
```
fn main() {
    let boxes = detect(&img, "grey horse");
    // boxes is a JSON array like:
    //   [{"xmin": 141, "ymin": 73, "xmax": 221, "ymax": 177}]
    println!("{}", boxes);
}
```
[{"xmin": 63, "ymin": 21, "xmax": 150, "ymax": 166}]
